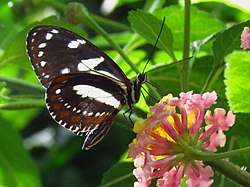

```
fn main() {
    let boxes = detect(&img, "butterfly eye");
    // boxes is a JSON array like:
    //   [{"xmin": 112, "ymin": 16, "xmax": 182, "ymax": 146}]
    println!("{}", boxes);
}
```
[{"xmin": 137, "ymin": 73, "xmax": 147, "ymax": 84}]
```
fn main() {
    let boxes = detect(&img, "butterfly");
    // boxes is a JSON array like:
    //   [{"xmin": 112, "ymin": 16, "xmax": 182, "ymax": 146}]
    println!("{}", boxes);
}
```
[{"xmin": 26, "ymin": 26, "xmax": 147, "ymax": 150}]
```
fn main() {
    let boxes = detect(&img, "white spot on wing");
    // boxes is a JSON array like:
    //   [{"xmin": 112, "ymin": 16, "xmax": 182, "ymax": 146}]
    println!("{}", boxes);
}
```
[
  {"xmin": 68, "ymin": 40, "xmax": 80, "ymax": 49},
  {"xmin": 97, "ymin": 70, "xmax": 121, "ymax": 81},
  {"xmin": 62, "ymin": 123, "xmax": 67, "ymax": 127},
  {"xmin": 38, "ymin": 51, "xmax": 44, "ymax": 57},
  {"xmin": 86, "ymin": 112, "xmax": 93, "ymax": 116},
  {"xmin": 51, "ymin": 29, "xmax": 59, "ymax": 34},
  {"xmin": 73, "ymin": 85, "xmax": 121, "ymax": 109},
  {"xmin": 61, "ymin": 68, "xmax": 70, "ymax": 74},
  {"xmin": 100, "ymin": 112, "xmax": 106, "ymax": 116},
  {"xmin": 45, "ymin": 33, "xmax": 53, "ymax": 40},
  {"xmin": 77, "ymin": 57, "xmax": 104, "ymax": 71},
  {"xmin": 55, "ymin": 89, "xmax": 61, "ymax": 94},
  {"xmin": 40, "ymin": 61, "xmax": 47, "ymax": 67},
  {"xmin": 77, "ymin": 39, "xmax": 86, "ymax": 44},
  {"xmin": 38, "ymin": 43, "xmax": 46, "ymax": 48}
]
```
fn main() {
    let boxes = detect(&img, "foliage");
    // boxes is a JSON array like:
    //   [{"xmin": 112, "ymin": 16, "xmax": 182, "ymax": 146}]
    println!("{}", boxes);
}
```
[{"xmin": 0, "ymin": 0, "xmax": 250, "ymax": 186}]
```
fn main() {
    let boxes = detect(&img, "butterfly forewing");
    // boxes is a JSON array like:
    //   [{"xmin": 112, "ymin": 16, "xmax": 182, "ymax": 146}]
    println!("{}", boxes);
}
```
[{"xmin": 27, "ymin": 26, "xmax": 130, "ymax": 88}]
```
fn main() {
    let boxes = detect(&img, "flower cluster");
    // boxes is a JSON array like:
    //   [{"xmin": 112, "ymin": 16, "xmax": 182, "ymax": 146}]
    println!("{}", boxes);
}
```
[
  {"xmin": 241, "ymin": 26, "xmax": 250, "ymax": 50},
  {"xmin": 128, "ymin": 91, "xmax": 235, "ymax": 187}
]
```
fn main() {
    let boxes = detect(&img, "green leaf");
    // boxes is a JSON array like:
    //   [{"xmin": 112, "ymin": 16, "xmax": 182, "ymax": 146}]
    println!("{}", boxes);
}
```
[
  {"xmin": 224, "ymin": 51, "xmax": 250, "ymax": 113},
  {"xmin": 154, "ymin": 5, "xmax": 225, "ymax": 50},
  {"xmin": 0, "ymin": 118, "xmax": 41, "ymax": 187},
  {"xmin": 128, "ymin": 10, "xmax": 175, "ymax": 59},
  {"xmin": 212, "ymin": 20, "xmax": 250, "ymax": 66},
  {"xmin": 101, "ymin": 162, "xmax": 135, "ymax": 187}
]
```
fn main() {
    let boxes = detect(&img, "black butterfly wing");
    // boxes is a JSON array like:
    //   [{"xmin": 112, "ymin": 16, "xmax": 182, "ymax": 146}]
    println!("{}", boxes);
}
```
[
  {"xmin": 46, "ymin": 73, "xmax": 128, "ymax": 150},
  {"xmin": 26, "ymin": 25, "xmax": 130, "ymax": 88}
]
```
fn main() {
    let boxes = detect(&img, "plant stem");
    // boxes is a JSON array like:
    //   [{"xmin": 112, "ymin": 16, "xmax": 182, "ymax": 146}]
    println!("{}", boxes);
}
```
[
  {"xmin": 201, "ymin": 64, "xmax": 225, "ymax": 93},
  {"xmin": 182, "ymin": 0, "xmax": 191, "ymax": 92},
  {"xmin": 144, "ymin": 0, "xmax": 165, "ymax": 13},
  {"xmin": 207, "ymin": 159, "xmax": 250, "ymax": 187},
  {"xmin": 178, "ymin": 138, "xmax": 250, "ymax": 160},
  {"xmin": 179, "ymin": 137, "xmax": 250, "ymax": 186},
  {"xmin": 192, "ymin": 147, "xmax": 250, "ymax": 161},
  {"xmin": 0, "ymin": 75, "xmax": 44, "ymax": 93},
  {"xmin": 92, "ymin": 15, "xmax": 132, "ymax": 31},
  {"xmin": 0, "ymin": 99, "xmax": 45, "ymax": 109},
  {"xmin": 43, "ymin": 0, "xmax": 65, "ymax": 10}
]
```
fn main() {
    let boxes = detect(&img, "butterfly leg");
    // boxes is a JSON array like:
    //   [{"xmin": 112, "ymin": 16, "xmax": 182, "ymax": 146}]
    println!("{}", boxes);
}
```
[{"xmin": 123, "ymin": 106, "xmax": 134, "ymax": 126}]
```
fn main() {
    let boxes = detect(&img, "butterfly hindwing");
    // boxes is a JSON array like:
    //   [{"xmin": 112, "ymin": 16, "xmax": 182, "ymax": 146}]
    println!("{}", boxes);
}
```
[
  {"xmin": 26, "ymin": 25, "xmax": 130, "ymax": 88},
  {"xmin": 46, "ymin": 73, "xmax": 127, "ymax": 149}
]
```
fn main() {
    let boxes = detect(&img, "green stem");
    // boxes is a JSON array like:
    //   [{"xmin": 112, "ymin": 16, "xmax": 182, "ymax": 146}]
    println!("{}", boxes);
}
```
[
  {"xmin": 43, "ymin": 1, "xmax": 131, "ymax": 31},
  {"xmin": 92, "ymin": 15, "xmax": 132, "ymax": 31},
  {"xmin": 207, "ymin": 159, "xmax": 250, "ymax": 187},
  {"xmin": 192, "ymin": 147, "xmax": 250, "ymax": 161},
  {"xmin": 181, "ymin": 0, "xmax": 191, "ymax": 92},
  {"xmin": 143, "ymin": 0, "xmax": 166, "ymax": 13},
  {"xmin": 0, "ymin": 75, "xmax": 44, "ymax": 93},
  {"xmin": 178, "ymin": 138, "xmax": 250, "ymax": 186},
  {"xmin": 0, "ymin": 99, "xmax": 45, "ymax": 109},
  {"xmin": 114, "ymin": 34, "xmax": 146, "ymax": 64},
  {"xmin": 43, "ymin": 0, "xmax": 65, "ymax": 10},
  {"xmin": 201, "ymin": 64, "xmax": 225, "ymax": 93},
  {"xmin": 178, "ymin": 138, "xmax": 250, "ymax": 160}
]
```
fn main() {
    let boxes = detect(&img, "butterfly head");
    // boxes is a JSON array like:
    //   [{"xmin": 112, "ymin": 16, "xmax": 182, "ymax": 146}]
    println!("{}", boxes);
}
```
[
  {"xmin": 132, "ymin": 73, "xmax": 147, "ymax": 103},
  {"xmin": 137, "ymin": 73, "xmax": 147, "ymax": 84}
]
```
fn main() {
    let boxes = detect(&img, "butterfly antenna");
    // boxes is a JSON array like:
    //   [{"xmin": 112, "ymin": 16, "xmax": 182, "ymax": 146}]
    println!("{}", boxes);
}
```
[
  {"xmin": 146, "ymin": 80, "xmax": 162, "ymax": 92},
  {"xmin": 142, "ymin": 17, "xmax": 166, "ymax": 74},
  {"xmin": 141, "ymin": 86, "xmax": 159, "ymax": 102},
  {"xmin": 141, "ymin": 89, "xmax": 149, "ymax": 106},
  {"xmin": 145, "ymin": 56, "xmax": 193, "ymax": 74}
]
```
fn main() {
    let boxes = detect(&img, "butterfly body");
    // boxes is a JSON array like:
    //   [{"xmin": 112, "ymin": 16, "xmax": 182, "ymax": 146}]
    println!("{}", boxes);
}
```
[{"xmin": 26, "ymin": 26, "xmax": 146, "ymax": 150}]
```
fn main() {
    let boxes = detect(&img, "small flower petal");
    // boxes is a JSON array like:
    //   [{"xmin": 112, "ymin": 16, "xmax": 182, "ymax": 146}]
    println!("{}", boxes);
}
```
[
  {"xmin": 240, "ymin": 27, "xmax": 250, "ymax": 50},
  {"xmin": 133, "ymin": 168, "xmax": 151, "ymax": 187},
  {"xmin": 204, "ymin": 108, "xmax": 236, "ymax": 131},
  {"xmin": 157, "ymin": 165, "xmax": 183, "ymax": 187},
  {"xmin": 186, "ymin": 161, "xmax": 214, "ymax": 187},
  {"xmin": 202, "ymin": 130, "xmax": 226, "ymax": 151}
]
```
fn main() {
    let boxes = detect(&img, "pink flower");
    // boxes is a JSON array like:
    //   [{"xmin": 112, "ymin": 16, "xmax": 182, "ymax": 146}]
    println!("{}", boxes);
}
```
[
  {"xmin": 240, "ymin": 27, "xmax": 250, "ymax": 50},
  {"xmin": 202, "ymin": 130, "xmax": 226, "ymax": 151},
  {"xmin": 128, "ymin": 91, "xmax": 236, "ymax": 187},
  {"xmin": 205, "ymin": 108, "xmax": 235, "ymax": 131},
  {"xmin": 133, "ymin": 153, "xmax": 153, "ymax": 187},
  {"xmin": 157, "ymin": 165, "xmax": 183, "ymax": 187},
  {"xmin": 186, "ymin": 161, "xmax": 214, "ymax": 187}
]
